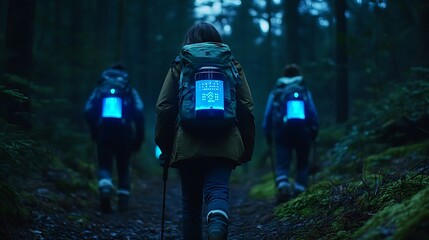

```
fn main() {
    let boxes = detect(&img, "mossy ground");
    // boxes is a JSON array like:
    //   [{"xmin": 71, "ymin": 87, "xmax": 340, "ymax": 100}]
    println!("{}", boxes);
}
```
[{"xmin": 250, "ymin": 77, "xmax": 429, "ymax": 239}]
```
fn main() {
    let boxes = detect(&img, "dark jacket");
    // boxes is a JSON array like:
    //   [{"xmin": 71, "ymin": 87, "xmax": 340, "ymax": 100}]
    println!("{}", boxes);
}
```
[
  {"xmin": 84, "ymin": 80, "xmax": 145, "ymax": 145},
  {"xmin": 155, "ymin": 60, "xmax": 255, "ymax": 168},
  {"xmin": 262, "ymin": 76, "xmax": 319, "ymax": 140}
]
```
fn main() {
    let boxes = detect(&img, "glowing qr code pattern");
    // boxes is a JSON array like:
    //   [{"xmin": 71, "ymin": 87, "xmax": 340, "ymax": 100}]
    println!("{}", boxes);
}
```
[{"xmin": 195, "ymin": 80, "xmax": 224, "ymax": 110}]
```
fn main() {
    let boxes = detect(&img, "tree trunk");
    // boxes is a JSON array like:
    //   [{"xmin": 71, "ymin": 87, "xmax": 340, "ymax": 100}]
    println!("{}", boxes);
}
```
[
  {"xmin": 335, "ymin": 0, "xmax": 349, "ymax": 123},
  {"xmin": 115, "ymin": 0, "xmax": 125, "ymax": 62},
  {"xmin": 5, "ymin": 0, "xmax": 36, "ymax": 79},
  {"xmin": 284, "ymin": 0, "xmax": 301, "ymax": 64},
  {"xmin": 96, "ymin": 0, "xmax": 113, "ymax": 67},
  {"xmin": 266, "ymin": 0, "xmax": 274, "ymax": 84},
  {"xmin": 419, "ymin": 1, "xmax": 429, "ymax": 66}
]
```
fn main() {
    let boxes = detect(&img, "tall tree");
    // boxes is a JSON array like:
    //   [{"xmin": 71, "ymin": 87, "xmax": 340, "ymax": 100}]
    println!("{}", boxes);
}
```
[
  {"xmin": 95, "ymin": 0, "xmax": 115, "ymax": 68},
  {"xmin": 419, "ymin": 0, "xmax": 429, "ymax": 67},
  {"xmin": 335, "ymin": 0, "xmax": 348, "ymax": 123},
  {"xmin": 284, "ymin": 0, "xmax": 301, "ymax": 64},
  {"xmin": 115, "ymin": 0, "xmax": 125, "ymax": 61},
  {"xmin": 5, "ymin": 0, "xmax": 36, "ymax": 79},
  {"xmin": 266, "ymin": 0, "xmax": 274, "ymax": 83}
]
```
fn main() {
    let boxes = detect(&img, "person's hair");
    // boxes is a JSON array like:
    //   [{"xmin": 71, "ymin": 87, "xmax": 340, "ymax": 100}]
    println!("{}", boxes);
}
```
[
  {"xmin": 283, "ymin": 64, "xmax": 301, "ymax": 77},
  {"xmin": 110, "ymin": 63, "xmax": 126, "ymax": 71},
  {"xmin": 183, "ymin": 22, "xmax": 222, "ymax": 45}
]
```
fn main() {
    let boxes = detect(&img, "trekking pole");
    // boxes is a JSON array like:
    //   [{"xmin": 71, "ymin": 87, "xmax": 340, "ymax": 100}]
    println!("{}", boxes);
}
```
[{"xmin": 160, "ymin": 153, "xmax": 169, "ymax": 240}]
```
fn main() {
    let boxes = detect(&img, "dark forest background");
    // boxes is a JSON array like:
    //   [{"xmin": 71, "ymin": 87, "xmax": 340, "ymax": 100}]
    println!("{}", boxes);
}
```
[
  {"xmin": 1, "ymin": 0, "xmax": 429, "ymax": 239},
  {"xmin": 1, "ymin": 0, "xmax": 427, "ymax": 165}
]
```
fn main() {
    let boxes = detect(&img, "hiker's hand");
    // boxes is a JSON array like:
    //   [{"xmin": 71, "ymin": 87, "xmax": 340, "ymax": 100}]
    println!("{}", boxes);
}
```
[{"xmin": 159, "ymin": 153, "xmax": 170, "ymax": 168}]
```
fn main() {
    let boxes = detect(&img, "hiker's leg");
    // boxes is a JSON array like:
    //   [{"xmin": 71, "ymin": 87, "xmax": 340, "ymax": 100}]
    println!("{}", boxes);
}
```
[
  {"xmin": 274, "ymin": 135, "xmax": 293, "ymax": 185},
  {"xmin": 179, "ymin": 161, "xmax": 204, "ymax": 239},
  {"xmin": 97, "ymin": 140, "xmax": 114, "ymax": 213},
  {"xmin": 295, "ymin": 133, "xmax": 311, "ymax": 194},
  {"xmin": 97, "ymin": 138, "xmax": 114, "ymax": 181},
  {"xmin": 116, "ymin": 143, "xmax": 132, "ymax": 211},
  {"xmin": 203, "ymin": 158, "xmax": 233, "ymax": 239},
  {"xmin": 274, "ymin": 134, "xmax": 293, "ymax": 202}
]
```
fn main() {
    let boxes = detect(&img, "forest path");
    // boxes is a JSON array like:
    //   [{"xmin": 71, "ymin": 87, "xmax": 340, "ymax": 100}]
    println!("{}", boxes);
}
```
[{"xmin": 11, "ymin": 168, "xmax": 287, "ymax": 240}]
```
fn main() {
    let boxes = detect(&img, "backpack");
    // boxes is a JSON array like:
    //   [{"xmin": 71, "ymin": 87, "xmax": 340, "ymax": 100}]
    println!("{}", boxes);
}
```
[
  {"xmin": 96, "ymin": 69, "xmax": 132, "ymax": 124},
  {"xmin": 272, "ymin": 83, "xmax": 310, "ymax": 128},
  {"xmin": 177, "ymin": 42, "xmax": 240, "ymax": 132}
]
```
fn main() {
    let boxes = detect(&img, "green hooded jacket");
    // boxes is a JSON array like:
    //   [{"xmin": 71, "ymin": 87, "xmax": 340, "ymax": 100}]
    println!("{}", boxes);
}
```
[{"xmin": 155, "ymin": 60, "xmax": 255, "ymax": 168}]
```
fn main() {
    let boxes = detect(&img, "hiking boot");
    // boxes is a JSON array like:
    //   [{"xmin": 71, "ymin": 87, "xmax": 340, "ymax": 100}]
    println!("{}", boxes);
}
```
[
  {"xmin": 207, "ymin": 211, "xmax": 228, "ymax": 240},
  {"xmin": 293, "ymin": 182, "xmax": 306, "ymax": 198},
  {"xmin": 117, "ymin": 194, "xmax": 129, "ymax": 212},
  {"xmin": 99, "ymin": 185, "xmax": 112, "ymax": 213},
  {"xmin": 276, "ymin": 181, "xmax": 291, "ymax": 204}
]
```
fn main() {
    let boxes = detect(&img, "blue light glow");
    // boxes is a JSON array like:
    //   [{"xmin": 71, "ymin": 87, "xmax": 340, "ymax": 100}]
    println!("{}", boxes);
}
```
[
  {"xmin": 102, "ymin": 97, "xmax": 122, "ymax": 118},
  {"xmin": 155, "ymin": 145, "xmax": 162, "ymax": 159},
  {"xmin": 294, "ymin": 92, "xmax": 299, "ymax": 98},
  {"xmin": 110, "ymin": 88, "xmax": 116, "ymax": 94},
  {"xmin": 286, "ymin": 100, "xmax": 305, "ymax": 120},
  {"xmin": 195, "ymin": 80, "xmax": 224, "ymax": 111}
]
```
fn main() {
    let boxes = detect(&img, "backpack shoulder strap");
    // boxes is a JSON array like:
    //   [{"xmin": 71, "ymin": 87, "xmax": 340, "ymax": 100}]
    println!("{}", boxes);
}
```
[
  {"xmin": 170, "ymin": 56, "xmax": 181, "ymax": 80},
  {"xmin": 232, "ymin": 60, "xmax": 243, "ymax": 80}
]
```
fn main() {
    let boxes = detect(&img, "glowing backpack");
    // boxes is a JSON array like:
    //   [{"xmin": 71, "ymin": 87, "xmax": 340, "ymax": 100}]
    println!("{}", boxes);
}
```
[
  {"xmin": 273, "ymin": 83, "xmax": 309, "ymax": 127},
  {"xmin": 177, "ymin": 42, "xmax": 240, "ymax": 131},
  {"xmin": 97, "ymin": 69, "xmax": 131, "ymax": 122}
]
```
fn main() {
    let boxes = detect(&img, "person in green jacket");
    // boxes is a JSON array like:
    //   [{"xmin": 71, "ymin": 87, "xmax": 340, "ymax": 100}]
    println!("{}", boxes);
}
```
[{"xmin": 155, "ymin": 22, "xmax": 255, "ymax": 240}]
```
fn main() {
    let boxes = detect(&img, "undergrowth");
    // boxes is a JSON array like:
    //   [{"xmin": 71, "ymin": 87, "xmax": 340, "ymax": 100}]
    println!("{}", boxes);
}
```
[{"xmin": 250, "ymin": 68, "xmax": 429, "ymax": 239}]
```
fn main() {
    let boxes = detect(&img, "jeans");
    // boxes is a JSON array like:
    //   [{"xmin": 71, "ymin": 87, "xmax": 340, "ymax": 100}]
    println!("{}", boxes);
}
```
[
  {"xmin": 178, "ymin": 158, "xmax": 234, "ymax": 240},
  {"xmin": 96, "ymin": 125, "xmax": 133, "ymax": 194},
  {"xmin": 274, "ymin": 126, "xmax": 311, "ymax": 189}
]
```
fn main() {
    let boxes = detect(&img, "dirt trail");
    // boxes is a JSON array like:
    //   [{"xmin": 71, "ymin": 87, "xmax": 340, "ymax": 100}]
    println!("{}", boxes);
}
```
[{"xmin": 8, "ymin": 169, "xmax": 286, "ymax": 240}]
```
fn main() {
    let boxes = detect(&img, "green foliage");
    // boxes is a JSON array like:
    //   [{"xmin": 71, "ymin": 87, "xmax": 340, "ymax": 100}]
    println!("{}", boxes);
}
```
[
  {"xmin": 364, "ymin": 140, "xmax": 429, "ymax": 172},
  {"xmin": 353, "ymin": 186, "xmax": 429, "ymax": 239},
  {"xmin": 0, "ymin": 73, "xmax": 99, "ymax": 232},
  {"xmin": 276, "ymin": 181, "xmax": 335, "ymax": 218},
  {"xmin": 251, "ymin": 72, "xmax": 429, "ymax": 239},
  {"xmin": 49, "ymin": 167, "xmax": 97, "ymax": 193},
  {"xmin": 317, "ymin": 76, "xmax": 429, "ymax": 180},
  {"xmin": 363, "ymin": 73, "xmax": 429, "ymax": 145},
  {"xmin": 0, "ymin": 182, "xmax": 29, "ymax": 225},
  {"xmin": 272, "ymin": 175, "xmax": 429, "ymax": 239},
  {"xmin": 0, "ymin": 124, "xmax": 51, "ymax": 182},
  {"xmin": 249, "ymin": 173, "xmax": 275, "ymax": 199},
  {"xmin": 0, "ymin": 85, "xmax": 28, "ymax": 103}
]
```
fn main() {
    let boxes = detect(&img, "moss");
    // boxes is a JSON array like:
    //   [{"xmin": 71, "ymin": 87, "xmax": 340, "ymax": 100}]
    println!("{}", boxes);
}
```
[
  {"xmin": 375, "ymin": 176, "xmax": 429, "ymax": 208},
  {"xmin": 352, "ymin": 186, "xmax": 429, "ymax": 239},
  {"xmin": 249, "ymin": 173, "xmax": 275, "ymax": 199},
  {"xmin": 364, "ymin": 140, "xmax": 429, "ymax": 171},
  {"xmin": 275, "ymin": 180, "xmax": 335, "ymax": 218},
  {"xmin": 51, "ymin": 167, "xmax": 96, "ymax": 194},
  {"xmin": 271, "ymin": 174, "xmax": 429, "ymax": 239}
]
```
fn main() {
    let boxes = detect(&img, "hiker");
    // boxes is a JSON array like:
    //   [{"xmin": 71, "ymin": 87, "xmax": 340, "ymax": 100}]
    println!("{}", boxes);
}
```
[
  {"xmin": 84, "ymin": 63, "xmax": 145, "ymax": 213},
  {"xmin": 155, "ymin": 22, "xmax": 255, "ymax": 240},
  {"xmin": 262, "ymin": 63, "xmax": 318, "ymax": 203}
]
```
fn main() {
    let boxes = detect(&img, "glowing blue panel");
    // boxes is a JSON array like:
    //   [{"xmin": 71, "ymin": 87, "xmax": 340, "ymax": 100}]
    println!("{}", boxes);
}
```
[
  {"xmin": 102, "ymin": 97, "xmax": 122, "ymax": 118},
  {"xmin": 195, "ymin": 80, "xmax": 224, "ymax": 111},
  {"xmin": 155, "ymin": 145, "xmax": 162, "ymax": 159},
  {"xmin": 286, "ymin": 100, "xmax": 305, "ymax": 119}
]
